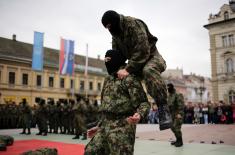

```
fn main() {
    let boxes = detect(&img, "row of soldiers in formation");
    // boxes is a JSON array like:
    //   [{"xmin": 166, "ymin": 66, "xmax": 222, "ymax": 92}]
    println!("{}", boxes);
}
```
[{"xmin": 0, "ymin": 96, "xmax": 99, "ymax": 140}]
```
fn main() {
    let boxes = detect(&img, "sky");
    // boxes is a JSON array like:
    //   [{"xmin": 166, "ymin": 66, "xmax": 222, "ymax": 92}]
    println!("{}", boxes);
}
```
[{"xmin": 0, "ymin": 0, "xmax": 230, "ymax": 77}]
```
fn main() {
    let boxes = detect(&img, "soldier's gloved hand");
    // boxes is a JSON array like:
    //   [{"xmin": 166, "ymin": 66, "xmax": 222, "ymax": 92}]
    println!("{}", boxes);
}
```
[
  {"xmin": 126, "ymin": 113, "xmax": 141, "ymax": 124},
  {"xmin": 117, "ymin": 69, "xmax": 129, "ymax": 79},
  {"xmin": 87, "ymin": 126, "xmax": 99, "ymax": 138}
]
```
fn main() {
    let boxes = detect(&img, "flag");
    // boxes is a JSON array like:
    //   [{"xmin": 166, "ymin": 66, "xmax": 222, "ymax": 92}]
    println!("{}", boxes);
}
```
[
  {"xmin": 32, "ymin": 31, "xmax": 44, "ymax": 71},
  {"xmin": 60, "ymin": 38, "xmax": 74, "ymax": 75}
]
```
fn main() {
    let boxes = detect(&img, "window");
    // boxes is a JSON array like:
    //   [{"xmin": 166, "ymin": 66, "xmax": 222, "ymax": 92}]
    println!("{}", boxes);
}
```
[
  {"xmin": 70, "ymin": 79, "xmax": 74, "ymax": 89},
  {"xmin": 36, "ymin": 75, "xmax": 42, "ymax": 87},
  {"xmin": 222, "ymin": 36, "xmax": 228, "ymax": 47},
  {"xmin": 224, "ymin": 11, "xmax": 229, "ymax": 20},
  {"xmin": 228, "ymin": 34, "xmax": 234, "ymax": 46},
  {"xmin": 229, "ymin": 90, "xmax": 235, "ymax": 104},
  {"xmin": 89, "ymin": 81, "xmax": 93, "ymax": 90},
  {"xmin": 60, "ymin": 78, "xmax": 64, "ymax": 88},
  {"xmin": 9, "ymin": 72, "xmax": 15, "ymax": 84},
  {"xmin": 80, "ymin": 80, "xmax": 84, "ymax": 91},
  {"xmin": 226, "ymin": 58, "xmax": 234, "ymax": 73},
  {"xmin": 22, "ymin": 73, "xmax": 28, "ymax": 85},
  {"xmin": 97, "ymin": 82, "xmax": 101, "ymax": 91},
  {"xmin": 49, "ymin": 77, "xmax": 54, "ymax": 87}
]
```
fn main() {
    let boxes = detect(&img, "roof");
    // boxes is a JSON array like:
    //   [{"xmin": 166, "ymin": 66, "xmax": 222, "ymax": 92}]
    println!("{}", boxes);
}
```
[{"xmin": 0, "ymin": 36, "xmax": 107, "ymax": 74}]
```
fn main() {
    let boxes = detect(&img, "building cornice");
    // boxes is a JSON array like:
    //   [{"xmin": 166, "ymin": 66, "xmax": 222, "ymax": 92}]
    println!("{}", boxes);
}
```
[{"xmin": 204, "ymin": 18, "xmax": 235, "ymax": 29}]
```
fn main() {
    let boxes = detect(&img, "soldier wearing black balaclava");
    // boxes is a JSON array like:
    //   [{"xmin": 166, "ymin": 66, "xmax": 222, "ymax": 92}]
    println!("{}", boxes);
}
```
[
  {"xmin": 167, "ymin": 83, "xmax": 184, "ymax": 147},
  {"xmin": 84, "ymin": 50, "xmax": 150, "ymax": 155},
  {"xmin": 101, "ymin": 10, "xmax": 172, "ymax": 130}
]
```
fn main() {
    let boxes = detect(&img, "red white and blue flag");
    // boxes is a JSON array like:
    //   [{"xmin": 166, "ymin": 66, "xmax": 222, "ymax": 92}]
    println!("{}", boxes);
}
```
[{"xmin": 59, "ymin": 38, "xmax": 74, "ymax": 75}]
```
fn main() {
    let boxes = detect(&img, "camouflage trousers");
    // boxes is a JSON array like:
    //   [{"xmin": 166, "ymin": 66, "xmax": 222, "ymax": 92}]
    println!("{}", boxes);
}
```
[
  {"xmin": 21, "ymin": 148, "xmax": 57, "ymax": 155},
  {"xmin": 84, "ymin": 118, "xmax": 136, "ymax": 155},
  {"xmin": 142, "ymin": 54, "xmax": 167, "ymax": 105},
  {"xmin": 171, "ymin": 117, "xmax": 183, "ymax": 139}
]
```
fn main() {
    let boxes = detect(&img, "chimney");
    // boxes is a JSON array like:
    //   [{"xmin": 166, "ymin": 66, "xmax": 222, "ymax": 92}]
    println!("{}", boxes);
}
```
[
  {"xmin": 97, "ymin": 55, "xmax": 100, "ymax": 60},
  {"xmin": 12, "ymin": 34, "xmax": 16, "ymax": 41}
]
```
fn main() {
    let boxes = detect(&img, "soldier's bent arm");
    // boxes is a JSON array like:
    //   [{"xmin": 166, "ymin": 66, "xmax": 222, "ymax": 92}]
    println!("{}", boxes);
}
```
[{"xmin": 124, "ymin": 75, "xmax": 150, "ymax": 119}]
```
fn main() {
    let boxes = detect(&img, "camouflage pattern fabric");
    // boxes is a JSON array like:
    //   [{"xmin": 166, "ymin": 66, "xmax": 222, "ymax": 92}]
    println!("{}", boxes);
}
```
[
  {"xmin": 21, "ymin": 148, "xmax": 57, "ymax": 155},
  {"xmin": 112, "ymin": 15, "xmax": 167, "ymax": 105},
  {"xmin": 168, "ymin": 92, "xmax": 185, "ymax": 139},
  {"xmin": 72, "ymin": 100, "xmax": 87, "ymax": 136},
  {"xmin": 0, "ymin": 135, "xmax": 14, "ymax": 146},
  {"xmin": 85, "ymin": 74, "xmax": 150, "ymax": 155}
]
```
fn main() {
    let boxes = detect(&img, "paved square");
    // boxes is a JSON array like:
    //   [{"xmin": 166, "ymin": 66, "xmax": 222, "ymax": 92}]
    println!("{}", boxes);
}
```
[{"xmin": 1, "ymin": 124, "xmax": 235, "ymax": 155}]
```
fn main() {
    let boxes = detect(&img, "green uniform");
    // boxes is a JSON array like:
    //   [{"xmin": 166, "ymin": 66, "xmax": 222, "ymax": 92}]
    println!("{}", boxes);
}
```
[
  {"xmin": 21, "ymin": 103, "xmax": 32, "ymax": 133},
  {"xmin": 72, "ymin": 100, "xmax": 87, "ymax": 137},
  {"xmin": 85, "ymin": 75, "xmax": 150, "ymax": 155},
  {"xmin": 168, "ymin": 92, "xmax": 184, "ymax": 140},
  {"xmin": 112, "ymin": 15, "xmax": 167, "ymax": 106}
]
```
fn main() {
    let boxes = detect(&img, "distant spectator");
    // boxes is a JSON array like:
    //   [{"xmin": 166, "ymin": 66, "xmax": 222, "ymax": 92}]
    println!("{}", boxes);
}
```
[
  {"xmin": 202, "ymin": 104, "xmax": 209, "ymax": 124},
  {"xmin": 148, "ymin": 103, "xmax": 158, "ymax": 124}
]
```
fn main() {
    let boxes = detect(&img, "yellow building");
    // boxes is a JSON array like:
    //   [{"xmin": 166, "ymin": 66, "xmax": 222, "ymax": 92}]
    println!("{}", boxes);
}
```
[
  {"xmin": 0, "ymin": 36, "xmax": 107, "ymax": 105},
  {"xmin": 204, "ymin": 0, "xmax": 235, "ymax": 103}
]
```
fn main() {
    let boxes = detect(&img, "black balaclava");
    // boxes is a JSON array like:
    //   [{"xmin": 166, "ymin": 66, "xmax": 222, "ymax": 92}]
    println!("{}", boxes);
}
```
[
  {"xmin": 101, "ymin": 10, "xmax": 121, "ymax": 36},
  {"xmin": 167, "ymin": 83, "xmax": 176, "ymax": 94},
  {"xmin": 105, "ymin": 49, "xmax": 126, "ymax": 75}
]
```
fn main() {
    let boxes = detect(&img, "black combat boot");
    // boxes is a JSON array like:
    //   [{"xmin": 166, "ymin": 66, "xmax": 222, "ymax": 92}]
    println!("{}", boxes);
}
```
[
  {"xmin": 36, "ymin": 132, "xmax": 42, "ymax": 135},
  {"xmin": 81, "ymin": 133, "xmax": 87, "ymax": 140},
  {"xmin": 26, "ymin": 128, "xmax": 31, "ymax": 135},
  {"xmin": 72, "ymin": 135, "xmax": 80, "ymax": 139},
  {"xmin": 174, "ymin": 137, "xmax": 183, "ymax": 147},
  {"xmin": 20, "ymin": 129, "xmax": 26, "ymax": 134},
  {"xmin": 158, "ymin": 104, "xmax": 172, "ymax": 130},
  {"xmin": 0, "ymin": 143, "xmax": 6, "ymax": 151},
  {"xmin": 171, "ymin": 141, "xmax": 176, "ymax": 145}
]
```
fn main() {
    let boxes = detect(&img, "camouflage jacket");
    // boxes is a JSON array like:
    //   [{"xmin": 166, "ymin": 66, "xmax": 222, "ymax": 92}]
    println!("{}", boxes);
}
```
[
  {"xmin": 168, "ymin": 92, "xmax": 185, "ymax": 117},
  {"xmin": 112, "ymin": 15, "xmax": 165, "ymax": 74},
  {"xmin": 100, "ymin": 74, "xmax": 150, "ymax": 120}
]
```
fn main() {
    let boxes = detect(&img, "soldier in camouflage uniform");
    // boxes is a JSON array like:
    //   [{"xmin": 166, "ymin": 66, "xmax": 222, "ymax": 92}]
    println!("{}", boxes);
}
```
[
  {"xmin": 47, "ymin": 99, "xmax": 56, "ymax": 133},
  {"xmin": 167, "ymin": 83, "xmax": 184, "ymax": 147},
  {"xmin": 84, "ymin": 50, "xmax": 150, "ymax": 155},
  {"xmin": 35, "ymin": 99, "xmax": 48, "ymax": 136},
  {"xmin": 72, "ymin": 96, "xmax": 87, "ymax": 140},
  {"xmin": 20, "ymin": 99, "xmax": 32, "ymax": 135},
  {"xmin": 101, "ymin": 10, "xmax": 171, "ymax": 130},
  {"xmin": 54, "ymin": 101, "xmax": 62, "ymax": 134}
]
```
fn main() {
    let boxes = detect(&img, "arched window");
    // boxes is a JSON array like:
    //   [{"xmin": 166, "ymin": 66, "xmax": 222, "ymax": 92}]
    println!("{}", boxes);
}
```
[
  {"xmin": 224, "ymin": 11, "xmax": 229, "ymax": 20},
  {"xmin": 228, "ymin": 90, "xmax": 235, "ymax": 104},
  {"xmin": 226, "ymin": 58, "xmax": 234, "ymax": 73}
]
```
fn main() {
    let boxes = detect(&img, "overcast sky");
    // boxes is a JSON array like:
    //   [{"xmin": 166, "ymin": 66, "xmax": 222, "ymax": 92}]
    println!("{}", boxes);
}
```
[{"xmin": 0, "ymin": 0, "xmax": 229, "ymax": 77}]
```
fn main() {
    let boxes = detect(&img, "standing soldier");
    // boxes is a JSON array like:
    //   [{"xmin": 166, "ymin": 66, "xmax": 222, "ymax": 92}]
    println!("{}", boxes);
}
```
[
  {"xmin": 167, "ymin": 83, "xmax": 184, "ymax": 147},
  {"xmin": 61, "ymin": 100, "xmax": 70, "ymax": 134},
  {"xmin": 48, "ymin": 99, "xmax": 56, "ymax": 133},
  {"xmin": 20, "ymin": 99, "xmax": 32, "ymax": 135},
  {"xmin": 54, "ymin": 101, "xmax": 63, "ymax": 134},
  {"xmin": 35, "ymin": 99, "xmax": 48, "ymax": 136},
  {"xmin": 72, "ymin": 96, "xmax": 87, "ymax": 140}
]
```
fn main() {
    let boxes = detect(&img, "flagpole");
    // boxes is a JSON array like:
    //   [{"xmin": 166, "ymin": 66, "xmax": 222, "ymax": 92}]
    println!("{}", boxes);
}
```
[
  {"xmin": 85, "ymin": 43, "xmax": 88, "ymax": 99},
  {"xmin": 72, "ymin": 40, "xmax": 75, "ymax": 100}
]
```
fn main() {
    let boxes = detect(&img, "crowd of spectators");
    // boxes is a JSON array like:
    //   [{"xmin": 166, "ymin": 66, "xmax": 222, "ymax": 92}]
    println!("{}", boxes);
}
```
[{"xmin": 148, "ymin": 101, "xmax": 235, "ymax": 124}]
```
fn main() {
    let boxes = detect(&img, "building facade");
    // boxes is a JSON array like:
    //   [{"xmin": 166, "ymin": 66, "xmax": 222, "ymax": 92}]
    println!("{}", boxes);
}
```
[
  {"xmin": 162, "ymin": 68, "xmax": 212, "ymax": 104},
  {"xmin": 204, "ymin": 0, "xmax": 235, "ymax": 104},
  {"xmin": 0, "ymin": 36, "xmax": 107, "ymax": 106}
]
